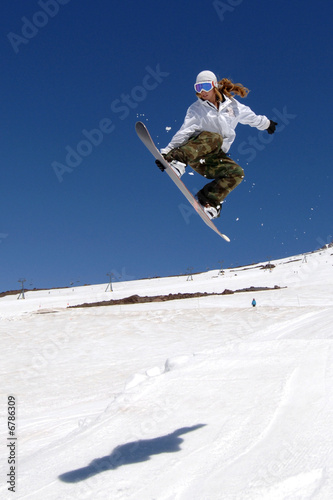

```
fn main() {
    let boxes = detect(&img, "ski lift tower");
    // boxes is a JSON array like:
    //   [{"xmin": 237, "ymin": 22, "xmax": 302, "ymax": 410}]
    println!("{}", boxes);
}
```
[
  {"xmin": 17, "ymin": 278, "xmax": 26, "ymax": 300},
  {"xmin": 186, "ymin": 267, "xmax": 193, "ymax": 281},
  {"xmin": 105, "ymin": 273, "xmax": 113, "ymax": 292}
]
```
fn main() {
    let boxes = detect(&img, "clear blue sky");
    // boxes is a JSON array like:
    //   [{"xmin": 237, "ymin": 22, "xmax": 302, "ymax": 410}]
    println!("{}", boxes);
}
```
[{"xmin": 0, "ymin": 0, "xmax": 332, "ymax": 291}]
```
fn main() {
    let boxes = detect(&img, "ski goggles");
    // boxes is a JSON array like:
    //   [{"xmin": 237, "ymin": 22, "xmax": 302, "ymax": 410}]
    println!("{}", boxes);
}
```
[{"xmin": 194, "ymin": 81, "xmax": 215, "ymax": 93}]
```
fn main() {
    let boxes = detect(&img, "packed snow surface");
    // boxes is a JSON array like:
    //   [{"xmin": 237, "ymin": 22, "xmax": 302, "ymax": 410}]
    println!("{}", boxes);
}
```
[{"xmin": 1, "ymin": 248, "xmax": 333, "ymax": 499}]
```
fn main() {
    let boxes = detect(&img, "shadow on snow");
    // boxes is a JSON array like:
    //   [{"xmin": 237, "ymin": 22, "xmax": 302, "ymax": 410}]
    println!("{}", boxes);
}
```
[{"xmin": 59, "ymin": 424, "xmax": 206, "ymax": 483}]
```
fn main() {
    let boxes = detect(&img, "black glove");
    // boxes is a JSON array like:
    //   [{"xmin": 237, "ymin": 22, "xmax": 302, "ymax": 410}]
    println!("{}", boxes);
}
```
[
  {"xmin": 155, "ymin": 159, "xmax": 166, "ymax": 172},
  {"xmin": 267, "ymin": 120, "xmax": 278, "ymax": 134}
]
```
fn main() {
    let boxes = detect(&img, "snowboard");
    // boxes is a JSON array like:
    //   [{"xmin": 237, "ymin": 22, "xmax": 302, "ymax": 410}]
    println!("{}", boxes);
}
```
[{"xmin": 135, "ymin": 122, "xmax": 230, "ymax": 242}]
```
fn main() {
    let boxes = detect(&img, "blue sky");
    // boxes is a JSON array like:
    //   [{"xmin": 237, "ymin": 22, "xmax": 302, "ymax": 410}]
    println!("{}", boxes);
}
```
[{"xmin": 0, "ymin": 0, "xmax": 332, "ymax": 291}]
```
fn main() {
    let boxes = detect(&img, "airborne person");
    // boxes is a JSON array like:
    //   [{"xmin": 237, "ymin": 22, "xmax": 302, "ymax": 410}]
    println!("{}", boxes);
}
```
[{"xmin": 157, "ymin": 70, "xmax": 277, "ymax": 219}]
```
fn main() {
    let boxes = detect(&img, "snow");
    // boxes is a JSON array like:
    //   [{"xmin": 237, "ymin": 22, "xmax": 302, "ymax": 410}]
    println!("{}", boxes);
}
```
[{"xmin": 1, "ymin": 247, "xmax": 333, "ymax": 499}]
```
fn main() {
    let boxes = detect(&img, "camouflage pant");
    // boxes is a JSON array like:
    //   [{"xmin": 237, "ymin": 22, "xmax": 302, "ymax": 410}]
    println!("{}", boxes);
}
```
[{"xmin": 164, "ymin": 132, "xmax": 244, "ymax": 208}]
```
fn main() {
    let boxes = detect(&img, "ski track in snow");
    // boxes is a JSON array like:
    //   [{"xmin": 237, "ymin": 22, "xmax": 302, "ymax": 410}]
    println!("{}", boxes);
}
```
[{"xmin": 1, "ymin": 248, "xmax": 333, "ymax": 499}]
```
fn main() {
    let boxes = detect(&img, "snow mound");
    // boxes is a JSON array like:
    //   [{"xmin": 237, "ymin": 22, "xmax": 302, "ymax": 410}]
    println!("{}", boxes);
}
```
[
  {"xmin": 164, "ymin": 354, "xmax": 194, "ymax": 372},
  {"xmin": 145, "ymin": 366, "xmax": 162, "ymax": 377},
  {"xmin": 125, "ymin": 373, "xmax": 148, "ymax": 389}
]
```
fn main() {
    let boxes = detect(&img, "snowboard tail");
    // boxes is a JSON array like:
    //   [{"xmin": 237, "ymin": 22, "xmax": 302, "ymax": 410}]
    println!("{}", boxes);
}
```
[{"xmin": 135, "ymin": 121, "xmax": 230, "ymax": 242}]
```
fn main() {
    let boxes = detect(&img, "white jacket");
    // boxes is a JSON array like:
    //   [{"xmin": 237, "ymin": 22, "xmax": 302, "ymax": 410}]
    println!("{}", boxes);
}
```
[{"xmin": 161, "ymin": 95, "xmax": 270, "ymax": 155}]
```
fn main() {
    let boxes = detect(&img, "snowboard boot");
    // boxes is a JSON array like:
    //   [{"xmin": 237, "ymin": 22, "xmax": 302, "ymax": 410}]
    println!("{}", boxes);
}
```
[
  {"xmin": 155, "ymin": 159, "xmax": 186, "ymax": 178},
  {"xmin": 197, "ymin": 198, "xmax": 222, "ymax": 219},
  {"xmin": 203, "ymin": 203, "xmax": 221, "ymax": 219},
  {"xmin": 169, "ymin": 160, "xmax": 186, "ymax": 178}
]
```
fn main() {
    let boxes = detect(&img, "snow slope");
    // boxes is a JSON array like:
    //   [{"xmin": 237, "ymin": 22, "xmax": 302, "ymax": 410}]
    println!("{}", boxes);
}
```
[{"xmin": 1, "ymin": 247, "xmax": 333, "ymax": 499}]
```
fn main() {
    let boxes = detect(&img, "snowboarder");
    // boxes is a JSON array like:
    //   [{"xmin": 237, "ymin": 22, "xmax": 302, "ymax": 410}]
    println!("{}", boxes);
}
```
[
  {"xmin": 156, "ymin": 70, "xmax": 277, "ymax": 219},
  {"xmin": 252, "ymin": 298, "xmax": 257, "ymax": 307}
]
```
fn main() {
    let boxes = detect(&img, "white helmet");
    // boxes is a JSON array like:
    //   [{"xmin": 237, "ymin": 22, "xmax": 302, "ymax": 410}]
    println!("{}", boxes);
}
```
[{"xmin": 195, "ymin": 70, "xmax": 218, "ymax": 87}]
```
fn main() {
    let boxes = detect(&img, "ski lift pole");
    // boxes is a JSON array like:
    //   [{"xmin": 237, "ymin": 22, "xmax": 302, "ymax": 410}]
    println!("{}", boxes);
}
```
[
  {"xmin": 106, "ymin": 273, "xmax": 113, "ymax": 292},
  {"xmin": 17, "ymin": 278, "xmax": 26, "ymax": 299}
]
